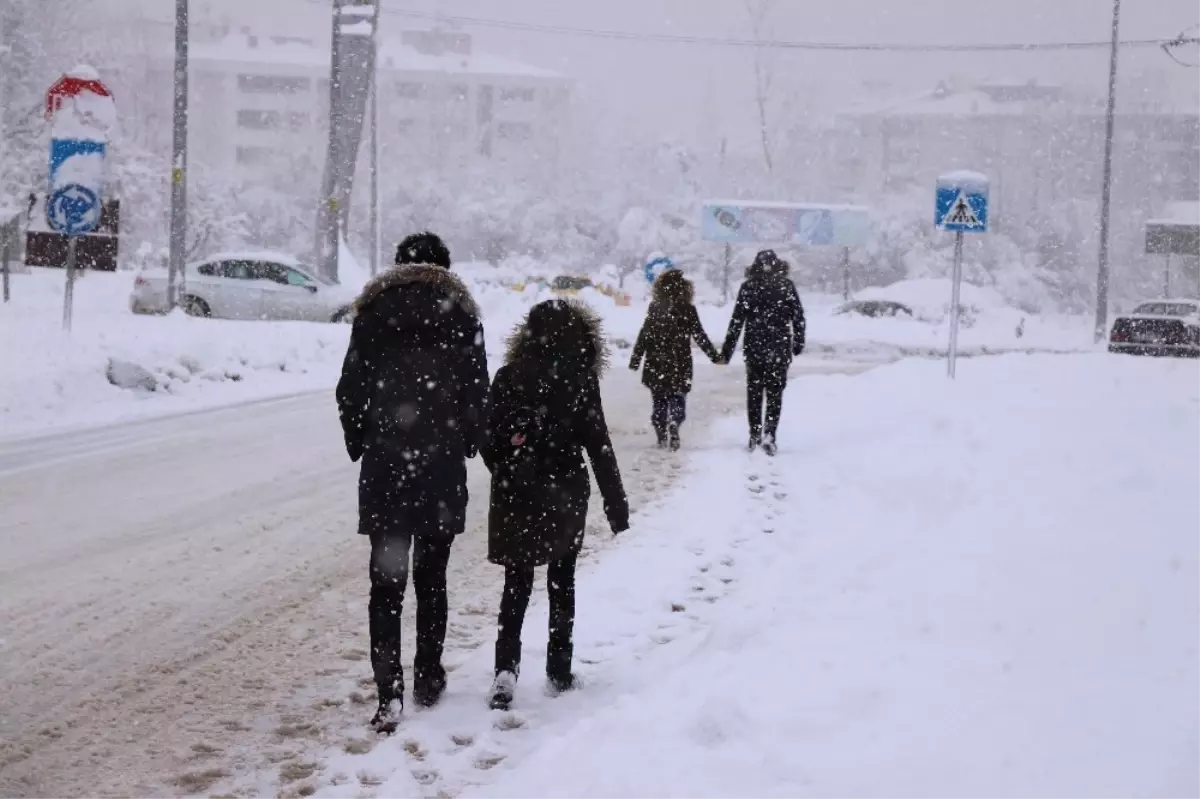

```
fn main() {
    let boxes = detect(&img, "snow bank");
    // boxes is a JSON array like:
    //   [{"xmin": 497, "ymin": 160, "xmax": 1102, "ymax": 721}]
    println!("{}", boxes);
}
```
[
  {"xmin": 0, "ymin": 265, "xmax": 638, "ymax": 436},
  {"xmin": 462, "ymin": 354, "xmax": 1198, "ymax": 798}
]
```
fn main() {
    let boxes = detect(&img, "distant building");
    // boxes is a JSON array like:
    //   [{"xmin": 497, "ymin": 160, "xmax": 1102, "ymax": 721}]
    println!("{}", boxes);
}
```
[{"xmin": 183, "ymin": 27, "xmax": 572, "ymax": 177}]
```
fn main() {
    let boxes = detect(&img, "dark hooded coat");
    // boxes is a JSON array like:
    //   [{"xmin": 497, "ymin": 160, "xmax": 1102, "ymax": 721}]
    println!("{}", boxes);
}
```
[
  {"xmin": 721, "ymin": 254, "xmax": 807, "ymax": 366},
  {"xmin": 336, "ymin": 264, "xmax": 489, "ymax": 536},
  {"xmin": 482, "ymin": 300, "xmax": 630, "ymax": 569},
  {"xmin": 629, "ymin": 269, "xmax": 720, "ymax": 395}
]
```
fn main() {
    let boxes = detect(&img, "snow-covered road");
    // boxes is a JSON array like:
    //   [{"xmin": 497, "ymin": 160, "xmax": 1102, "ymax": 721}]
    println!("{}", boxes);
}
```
[{"xmin": 0, "ymin": 359, "xmax": 870, "ymax": 797}]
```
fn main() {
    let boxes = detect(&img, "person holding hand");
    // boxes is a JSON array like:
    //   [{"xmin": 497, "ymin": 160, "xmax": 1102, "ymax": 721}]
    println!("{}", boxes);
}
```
[{"xmin": 481, "ymin": 299, "xmax": 630, "ymax": 710}]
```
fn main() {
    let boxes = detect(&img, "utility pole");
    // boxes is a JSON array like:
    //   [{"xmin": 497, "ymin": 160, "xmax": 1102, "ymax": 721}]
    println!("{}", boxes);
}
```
[
  {"xmin": 1094, "ymin": 0, "xmax": 1121, "ymax": 342},
  {"xmin": 167, "ymin": 0, "xmax": 189, "ymax": 310},
  {"xmin": 368, "ymin": 17, "xmax": 380, "ymax": 277},
  {"xmin": 317, "ymin": 0, "xmax": 344, "ymax": 283}
]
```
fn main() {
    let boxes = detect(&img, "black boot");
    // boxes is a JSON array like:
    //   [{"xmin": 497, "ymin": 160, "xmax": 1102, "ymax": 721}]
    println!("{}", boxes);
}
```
[
  {"xmin": 667, "ymin": 422, "xmax": 681, "ymax": 451},
  {"xmin": 761, "ymin": 433, "xmax": 777, "ymax": 457},
  {"xmin": 653, "ymin": 423, "xmax": 668, "ymax": 449},
  {"xmin": 412, "ymin": 663, "xmax": 446, "ymax": 708},
  {"xmin": 370, "ymin": 679, "xmax": 403, "ymax": 734},
  {"xmin": 546, "ymin": 644, "xmax": 576, "ymax": 694},
  {"xmin": 747, "ymin": 432, "xmax": 761, "ymax": 452}
]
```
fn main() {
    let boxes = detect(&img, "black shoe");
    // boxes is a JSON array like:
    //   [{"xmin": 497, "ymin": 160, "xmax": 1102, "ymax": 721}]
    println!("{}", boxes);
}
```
[
  {"xmin": 547, "ymin": 671, "xmax": 578, "ymax": 694},
  {"xmin": 412, "ymin": 665, "xmax": 446, "ymax": 708},
  {"xmin": 747, "ymin": 435, "xmax": 761, "ymax": 452},
  {"xmin": 488, "ymin": 670, "xmax": 517, "ymax": 710},
  {"xmin": 761, "ymin": 435, "xmax": 778, "ymax": 457},
  {"xmin": 668, "ymin": 424, "xmax": 681, "ymax": 451},
  {"xmin": 370, "ymin": 694, "xmax": 402, "ymax": 734}
]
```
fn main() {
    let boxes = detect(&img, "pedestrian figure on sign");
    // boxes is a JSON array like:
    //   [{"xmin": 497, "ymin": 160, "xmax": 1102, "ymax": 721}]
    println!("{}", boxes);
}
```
[
  {"xmin": 336, "ymin": 232, "xmax": 489, "ymax": 734},
  {"xmin": 482, "ymin": 299, "xmax": 629, "ymax": 710},
  {"xmin": 629, "ymin": 264, "xmax": 722, "ymax": 450},
  {"xmin": 720, "ymin": 249, "xmax": 806, "ymax": 456}
]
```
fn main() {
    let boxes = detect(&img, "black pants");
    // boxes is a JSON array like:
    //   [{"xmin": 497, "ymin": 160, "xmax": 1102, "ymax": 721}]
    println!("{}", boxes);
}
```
[
  {"xmin": 650, "ymin": 391, "xmax": 687, "ymax": 438},
  {"xmin": 368, "ymin": 501, "xmax": 461, "ymax": 699},
  {"xmin": 746, "ymin": 360, "xmax": 788, "ymax": 442},
  {"xmin": 495, "ymin": 549, "xmax": 579, "ymax": 679}
]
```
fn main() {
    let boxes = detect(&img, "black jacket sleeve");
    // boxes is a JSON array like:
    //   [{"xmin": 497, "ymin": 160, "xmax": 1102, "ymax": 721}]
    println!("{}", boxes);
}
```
[
  {"xmin": 720, "ymin": 285, "xmax": 749, "ymax": 362},
  {"xmin": 790, "ymin": 285, "xmax": 807, "ymax": 354},
  {"xmin": 480, "ymin": 365, "xmax": 512, "ymax": 473},
  {"xmin": 581, "ymin": 372, "xmax": 630, "ymax": 532},
  {"xmin": 335, "ymin": 317, "xmax": 371, "ymax": 462},
  {"xmin": 688, "ymin": 305, "xmax": 721, "ymax": 363},
  {"xmin": 629, "ymin": 320, "xmax": 648, "ymax": 370},
  {"xmin": 457, "ymin": 318, "xmax": 490, "ymax": 458}
]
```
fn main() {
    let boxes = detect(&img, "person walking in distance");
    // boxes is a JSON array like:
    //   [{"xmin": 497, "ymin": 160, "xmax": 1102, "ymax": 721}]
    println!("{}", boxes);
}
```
[
  {"xmin": 336, "ymin": 232, "xmax": 489, "ymax": 733},
  {"xmin": 629, "ymin": 265, "xmax": 722, "ymax": 450},
  {"xmin": 720, "ymin": 249, "xmax": 806, "ymax": 456},
  {"xmin": 482, "ymin": 299, "xmax": 629, "ymax": 710}
]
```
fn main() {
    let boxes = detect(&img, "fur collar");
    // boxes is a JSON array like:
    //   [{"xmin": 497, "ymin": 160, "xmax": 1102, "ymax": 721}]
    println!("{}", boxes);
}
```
[
  {"xmin": 504, "ymin": 298, "xmax": 609, "ymax": 373},
  {"xmin": 651, "ymin": 269, "xmax": 695, "ymax": 305},
  {"xmin": 353, "ymin": 264, "xmax": 480, "ymax": 317}
]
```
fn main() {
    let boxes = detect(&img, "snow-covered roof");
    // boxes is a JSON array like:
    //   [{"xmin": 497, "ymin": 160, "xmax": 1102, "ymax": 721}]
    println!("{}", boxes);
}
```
[
  {"xmin": 1147, "ymin": 201, "xmax": 1200, "ymax": 227},
  {"xmin": 195, "ymin": 249, "xmax": 304, "ymax": 267},
  {"xmin": 190, "ymin": 31, "xmax": 565, "ymax": 81}
]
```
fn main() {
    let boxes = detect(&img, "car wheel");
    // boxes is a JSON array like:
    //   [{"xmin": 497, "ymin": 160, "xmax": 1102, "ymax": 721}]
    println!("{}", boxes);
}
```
[
  {"xmin": 331, "ymin": 306, "xmax": 354, "ymax": 324},
  {"xmin": 181, "ymin": 296, "xmax": 211, "ymax": 318}
]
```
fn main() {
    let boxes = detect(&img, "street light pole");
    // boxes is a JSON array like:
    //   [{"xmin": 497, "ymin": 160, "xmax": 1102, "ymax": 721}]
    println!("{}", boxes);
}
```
[
  {"xmin": 167, "ymin": 0, "xmax": 189, "ymax": 310},
  {"xmin": 1093, "ymin": 0, "xmax": 1121, "ymax": 342},
  {"xmin": 368, "ymin": 20, "xmax": 380, "ymax": 277}
]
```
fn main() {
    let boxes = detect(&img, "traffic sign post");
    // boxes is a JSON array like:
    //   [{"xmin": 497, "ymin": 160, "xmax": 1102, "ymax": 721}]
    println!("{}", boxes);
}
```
[
  {"xmin": 934, "ymin": 171, "xmax": 990, "ymax": 379},
  {"xmin": 44, "ymin": 66, "xmax": 114, "ymax": 332}
]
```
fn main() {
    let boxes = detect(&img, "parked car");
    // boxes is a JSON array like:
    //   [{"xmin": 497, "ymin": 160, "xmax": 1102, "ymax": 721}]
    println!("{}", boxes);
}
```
[
  {"xmin": 1109, "ymin": 299, "xmax": 1200, "ymax": 357},
  {"xmin": 130, "ymin": 252, "xmax": 357, "ymax": 323},
  {"xmin": 550, "ymin": 274, "xmax": 593, "ymax": 293},
  {"xmin": 835, "ymin": 299, "xmax": 914, "ymax": 319}
]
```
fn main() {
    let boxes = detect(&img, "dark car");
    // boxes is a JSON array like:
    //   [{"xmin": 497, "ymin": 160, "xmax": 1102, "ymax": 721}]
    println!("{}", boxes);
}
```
[
  {"xmin": 1109, "ymin": 300, "xmax": 1200, "ymax": 357},
  {"xmin": 835, "ymin": 299, "xmax": 914, "ymax": 319}
]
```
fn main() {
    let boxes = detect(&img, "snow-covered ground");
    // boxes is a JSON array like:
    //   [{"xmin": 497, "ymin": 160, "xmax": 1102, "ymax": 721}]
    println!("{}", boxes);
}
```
[
  {"xmin": 276, "ymin": 353, "xmax": 1197, "ymax": 799},
  {"xmin": 1, "ymin": 266, "xmax": 1094, "ymax": 438}
]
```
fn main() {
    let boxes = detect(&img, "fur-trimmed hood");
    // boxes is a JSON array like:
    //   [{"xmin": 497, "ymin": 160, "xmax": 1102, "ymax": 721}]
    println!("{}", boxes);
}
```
[
  {"xmin": 504, "ymin": 298, "xmax": 609, "ymax": 373},
  {"xmin": 651, "ymin": 268, "xmax": 694, "ymax": 305},
  {"xmin": 353, "ymin": 263, "xmax": 480, "ymax": 317}
]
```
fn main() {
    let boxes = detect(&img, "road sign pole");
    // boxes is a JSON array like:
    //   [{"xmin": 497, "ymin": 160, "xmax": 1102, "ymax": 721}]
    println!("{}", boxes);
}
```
[
  {"xmin": 948, "ymin": 231, "xmax": 964, "ymax": 379},
  {"xmin": 62, "ymin": 235, "xmax": 78, "ymax": 332},
  {"xmin": 721, "ymin": 243, "xmax": 732, "ymax": 305},
  {"xmin": 368, "ymin": 34, "xmax": 380, "ymax": 278},
  {"xmin": 1093, "ymin": 0, "xmax": 1121, "ymax": 343},
  {"xmin": 167, "ymin": 0, "xmax": 189, "ymax": 311},
  {"xmin": 2, "ymin": 218, "xmax": 12, "ymax": 303},
  {"xmin": 1164, "ymin": 253, "xmax": 1171, "ymax": 298},
  {"xmin": 841, "ymin": 246, "xmax": 851, "ymax": 300}
]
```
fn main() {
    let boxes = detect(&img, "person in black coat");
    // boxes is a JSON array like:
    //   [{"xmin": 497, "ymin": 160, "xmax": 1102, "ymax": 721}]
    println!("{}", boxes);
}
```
[
  {"xmin": 629, "ymin": 267, "xmax": 722, "ymax": 450},
  {"xmin": 720, "ymin": 249, "xmax": 806, "ymax": 456},
  {"xmin": 481, "ymin": 299, "xmax": 629, "ymax": 710},
  {"xmin": 336, "ymin": 232, "xmax": 489, "ymax": 732}
]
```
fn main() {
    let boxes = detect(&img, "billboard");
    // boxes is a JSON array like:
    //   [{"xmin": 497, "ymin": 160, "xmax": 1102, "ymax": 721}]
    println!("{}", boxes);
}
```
[{"xmin": 701, "ymin": 201, "xmax": 869, "ymax": 247}]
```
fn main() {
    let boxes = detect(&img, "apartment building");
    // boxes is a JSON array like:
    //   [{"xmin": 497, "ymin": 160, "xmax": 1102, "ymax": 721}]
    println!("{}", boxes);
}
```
[{"xmin": 184, "ymin": 27, "xmax": 572, "ymax": 177}]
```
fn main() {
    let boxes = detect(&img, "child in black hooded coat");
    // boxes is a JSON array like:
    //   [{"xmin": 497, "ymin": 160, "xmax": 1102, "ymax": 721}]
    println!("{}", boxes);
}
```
[{"xmin": 481, "ymin": 299, "xmax": 630, "ymax": 709}]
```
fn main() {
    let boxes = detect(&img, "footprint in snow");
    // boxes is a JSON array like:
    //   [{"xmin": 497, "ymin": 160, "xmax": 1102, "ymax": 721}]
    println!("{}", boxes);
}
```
[
  {"xmin": 474, "ymin": 752, "xmax": 507, "ymax": 770},
  {"xmin": 493, "ymin": 713, "xmax": 526, "ymax": 731},
  {"xmin": 451, "ymin": 733, "xmax": 475, "ymax": 748},
  {"xmin": 411, "ymin": 768, "xmax": 439, "ymax": 786}
]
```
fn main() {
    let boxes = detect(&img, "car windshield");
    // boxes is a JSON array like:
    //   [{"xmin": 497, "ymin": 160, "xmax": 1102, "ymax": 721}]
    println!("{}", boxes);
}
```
[
  {"xmin": 292, "ymin": 264, "xmax": 334, "ymax": 286},
  {"xmin": 1133, "ymin": 302, "xmax": 1196, "ymax": 317}
]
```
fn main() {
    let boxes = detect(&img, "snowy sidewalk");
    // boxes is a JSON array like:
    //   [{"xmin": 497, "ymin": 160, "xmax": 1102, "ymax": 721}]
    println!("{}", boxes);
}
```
[{"xmin": 299, "ymin": 353, "xmax": 1197, "ymax": 799}]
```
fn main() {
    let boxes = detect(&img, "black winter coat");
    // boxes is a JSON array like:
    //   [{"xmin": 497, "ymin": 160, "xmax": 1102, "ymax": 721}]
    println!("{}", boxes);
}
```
[
  {"xmin": 336, "ymin": 264, "xmax": 489, "ymax": 536},
  {"xmin": 721, "ymin": 260, "xmax": 806, "ymax": 366},
  {"xmin": 629, "ymin": 270, "xmax": 720, "ymax": 395},
  {"xmin": 482, "ymin": 299, "xmax": 629, "ymax": 569}
]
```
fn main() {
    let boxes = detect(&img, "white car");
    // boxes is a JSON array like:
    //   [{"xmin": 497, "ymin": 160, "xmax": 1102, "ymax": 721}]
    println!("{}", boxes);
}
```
[{"xmin": 130, "ymin": 252, "xmax": 357, "ymax": 323}]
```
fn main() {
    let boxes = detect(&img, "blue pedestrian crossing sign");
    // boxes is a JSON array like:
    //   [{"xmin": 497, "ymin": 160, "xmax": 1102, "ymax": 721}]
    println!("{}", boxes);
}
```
[
  {"xmin": 47, "ymin": 183, "xmax": 101, "ymax": 236},
  {"xmin": 935, "ymin": 171, "xmax": 989, "ymax": 233}
]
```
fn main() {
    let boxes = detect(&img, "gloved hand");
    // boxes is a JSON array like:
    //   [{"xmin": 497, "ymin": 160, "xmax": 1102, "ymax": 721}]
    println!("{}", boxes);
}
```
[
  {"xmin": 793, "ymin": 341, "xmax": 805, "ymax": 357},
  {"xmin": 609, "ymin": 516, "xmax": 630, "ymax": 535}
]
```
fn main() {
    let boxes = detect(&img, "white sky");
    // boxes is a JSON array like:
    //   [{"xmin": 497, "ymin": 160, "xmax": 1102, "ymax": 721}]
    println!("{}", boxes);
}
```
[{"xmin": 131, "ymin": 0, "xmax": 1199, "ymax": 151}]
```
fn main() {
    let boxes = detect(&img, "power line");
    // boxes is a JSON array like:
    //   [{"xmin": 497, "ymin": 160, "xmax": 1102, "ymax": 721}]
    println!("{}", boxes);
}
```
[{"xmin": 372, "ymin": 6, "xmax": 1197, "ymax": 53}]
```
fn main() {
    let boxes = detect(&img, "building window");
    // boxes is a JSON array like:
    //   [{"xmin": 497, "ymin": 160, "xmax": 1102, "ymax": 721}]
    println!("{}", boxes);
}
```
[
  {"xmin": 237, "ymin": 109, "xmax": 281, "ymax": 130},
  {"xmin": 236, "ymin": 146, "xmax": 273, "ymax": 165},
  {"xmin": 448, "ymin": 84, "xmax": 469, "ymax": 102},
  {"xmin": 499, "ymin": 87, "xmax": 535, "ymax": 104},
  {"xmin": 396, "ymin": 82, "xmax": 426, "ymax": 99},
  {"xmin": 237, "ymin": 74, "xmax": 311, "ymax": 94},
  {"xmin": 285, "ymin": 112, "xmax": 310, "ymax": 131},
  {"xmin": 497, "ymin": 121, "xmax": 532, "ymax": 141}
]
